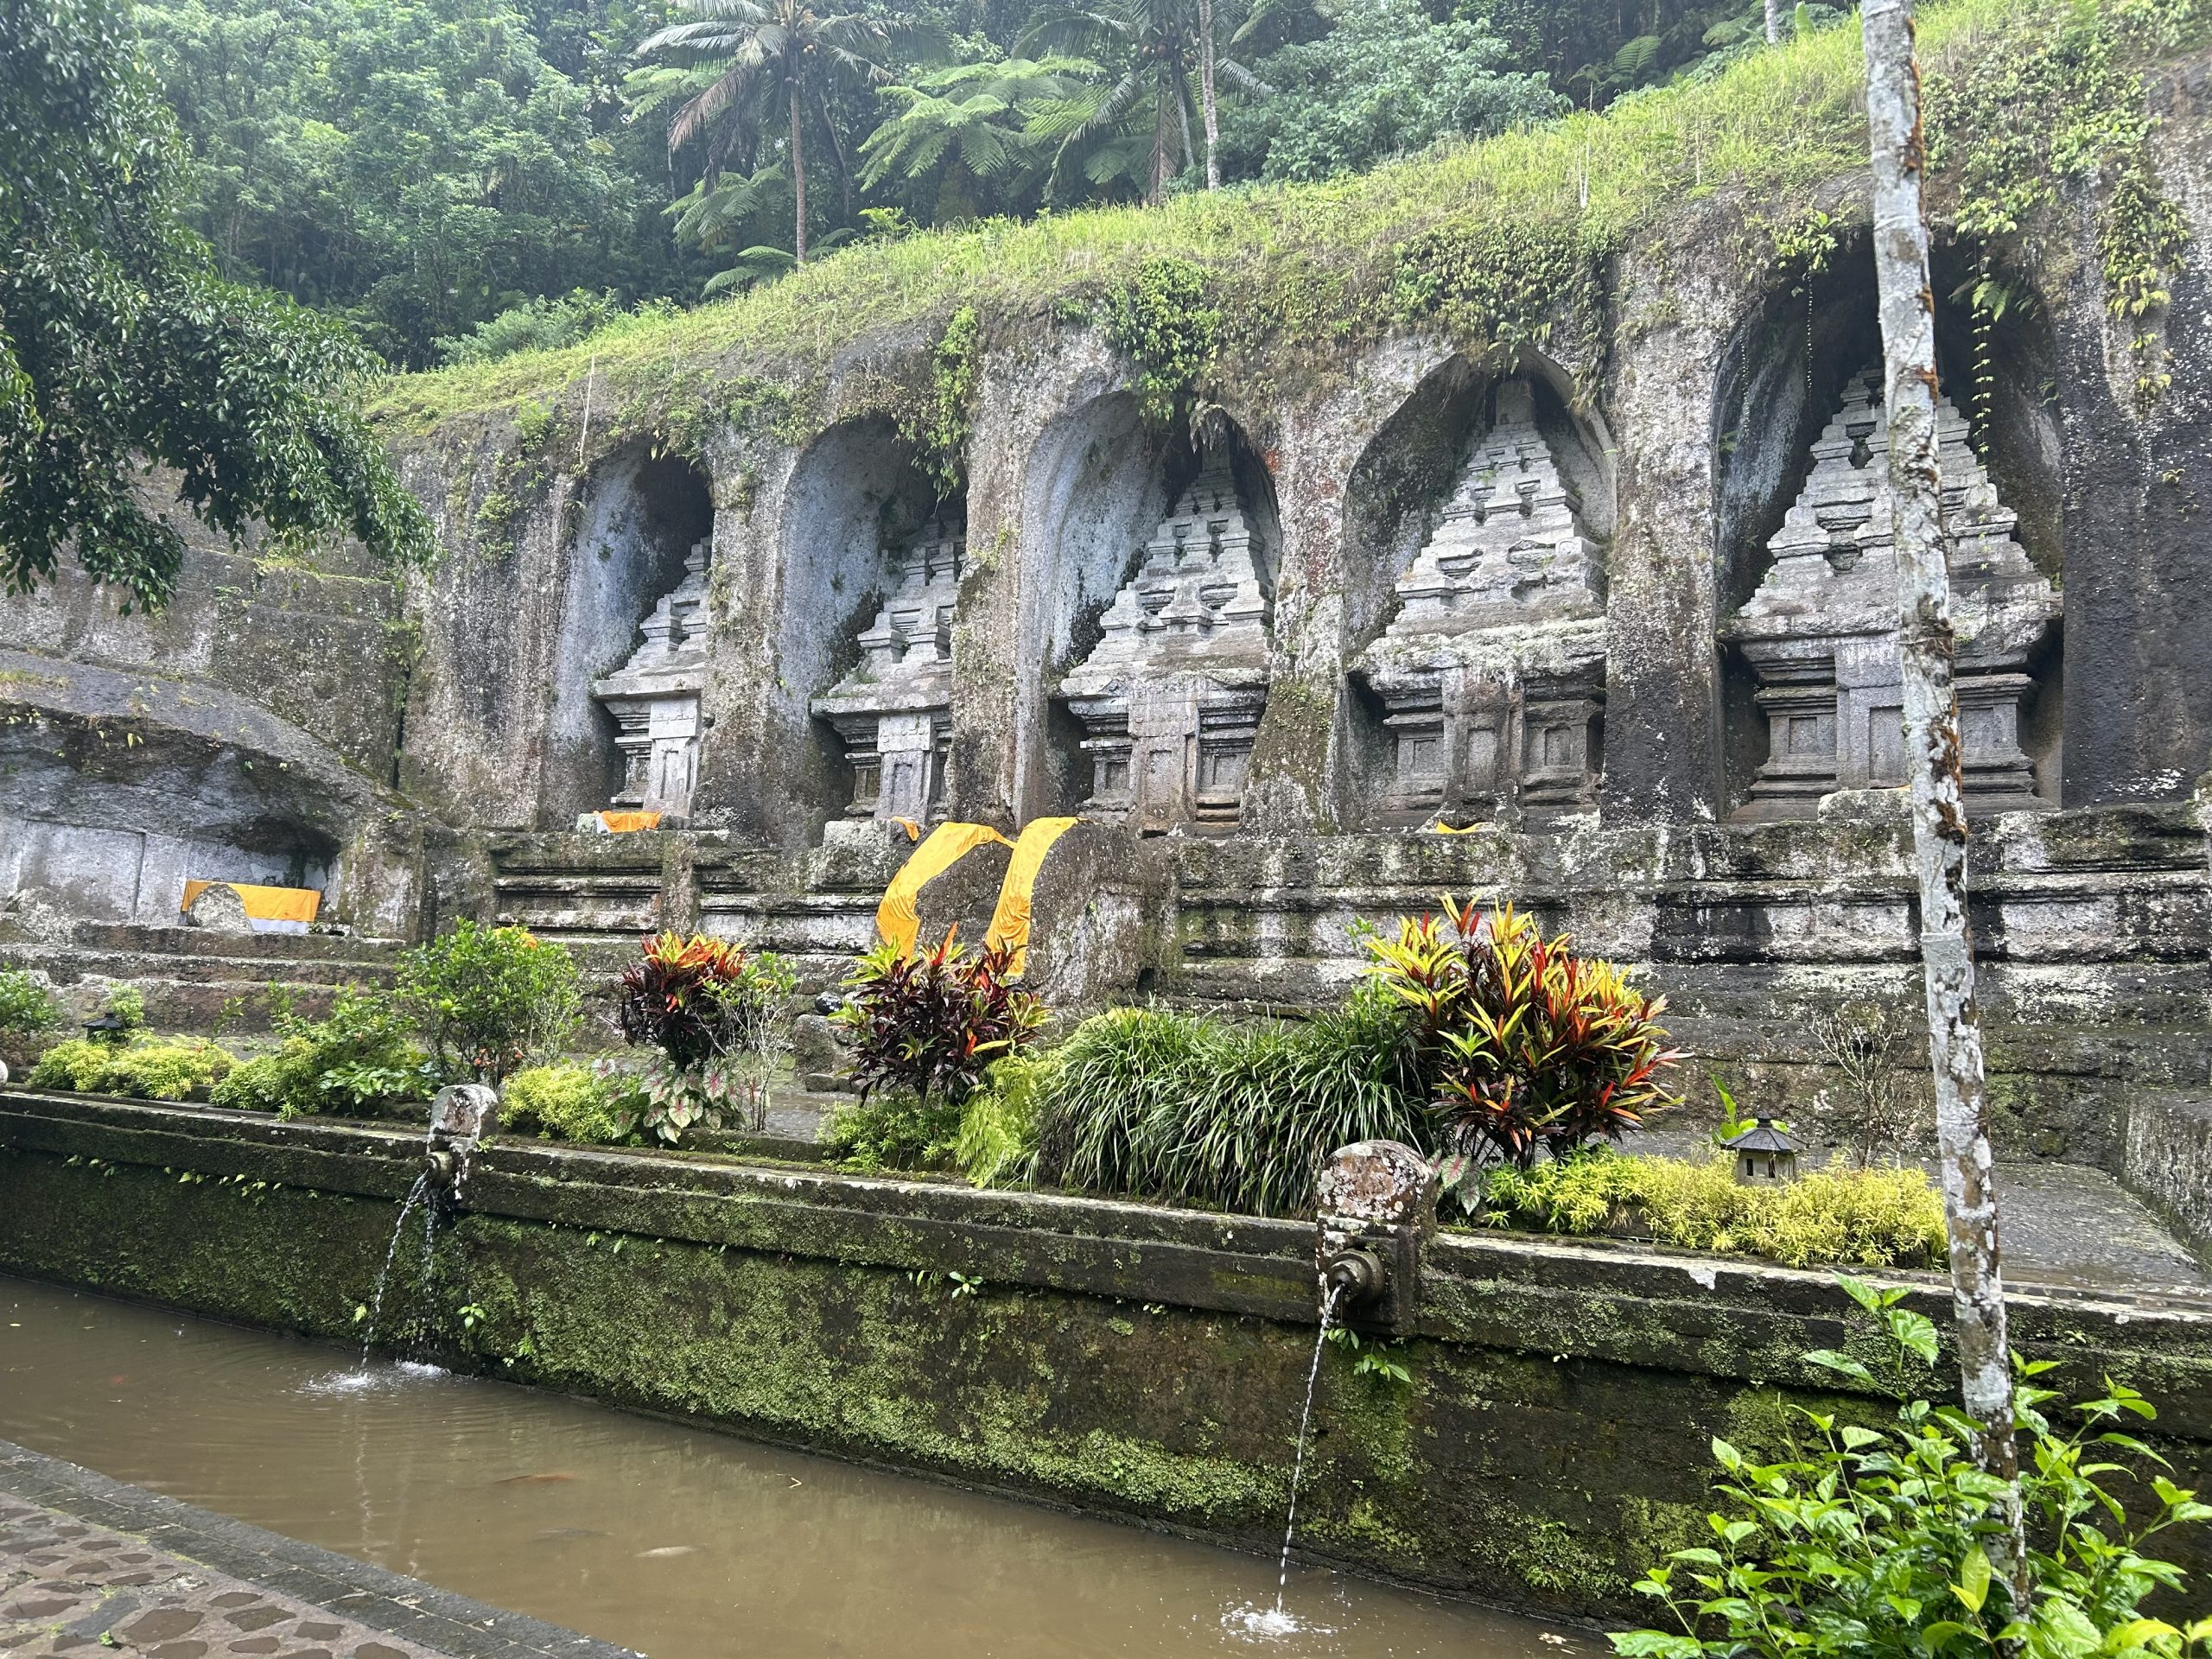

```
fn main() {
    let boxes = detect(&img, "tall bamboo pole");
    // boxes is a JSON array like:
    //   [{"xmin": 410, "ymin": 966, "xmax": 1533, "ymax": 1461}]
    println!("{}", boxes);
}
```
[{"xmin": 1859, "ymin": 0, "xmax": 2027, "ymax": 1601}]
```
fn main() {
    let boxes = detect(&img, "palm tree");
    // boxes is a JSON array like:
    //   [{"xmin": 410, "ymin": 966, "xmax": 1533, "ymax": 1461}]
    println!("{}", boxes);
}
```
[
  {"xmin": 636, "ymin": 0, "xmax": 935, "ymax": 264},
  {"xmin": 1018, "ymin": 0, "xmax": 1263, "ymax": 204}
]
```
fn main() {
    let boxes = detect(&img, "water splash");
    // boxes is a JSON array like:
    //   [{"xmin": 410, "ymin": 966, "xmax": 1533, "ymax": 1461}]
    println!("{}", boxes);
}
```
[
  {"xmin": 1273, "ymin": 1279, "xmax": 1346, "ymax": 1617},
  {"xmin": 1221, "ymin": 1600, "xmax": 1335, "ymax": 1643},
  {"xmin": 302, "ymin": 1359, "xmax": 447, "ymax": 1397}
]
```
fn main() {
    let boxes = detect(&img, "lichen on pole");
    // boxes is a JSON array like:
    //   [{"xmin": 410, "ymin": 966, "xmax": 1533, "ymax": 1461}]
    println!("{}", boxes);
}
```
[{"xmin": 1858, "ymin": 0, "xmax": 2027, "ymax": 1598}]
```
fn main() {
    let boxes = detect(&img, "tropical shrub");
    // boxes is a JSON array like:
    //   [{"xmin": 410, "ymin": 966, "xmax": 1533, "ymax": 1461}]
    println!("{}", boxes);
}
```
[
  {"xmin": 955, "ymin": 1050, "xmax": 1061, "ymax": 1187},
  {"xmin": 613, "ymin": 931, "xmax": 797, "ymax": 1137},
  {"xmin": 0, "ymin": 968, "xmax": 59, "ymax": 1036},
  {"xmin": 823, "ymin": 1086, "xmax": 967, "ymax": 1173},
  {"xmin": 1365, "ymin": 899, "xmax": 1682, "ymax": 1173},
  {"xmin": 209, "ymin": 988, "xmax": 429, "ymax": 1119},
  {"xmin": 395, "ymin": 921, "xmax": 579, "ymax": 1085},
  {"xmin": 502, "ymin": 1061, "xmax": 639, "ymax": 1144},
  {"xmin": 1483, "ymin": 1149, "xmax": 1948, "ymax": 1268},
  {"xmin": 29, "ymin": 1035, "xmax": 235, "ymax": 1101},
  {"xmin": 1617, "ymin": 1279, "xmax": 2212, "ymax": 1659},
  {"xmin": 833, "ymin": 932, "xmax": 1046, "ymax": 1108},
  {"xmin": 1032, "ymin": 986, "xmax": 1428, "ymax": 1217}
]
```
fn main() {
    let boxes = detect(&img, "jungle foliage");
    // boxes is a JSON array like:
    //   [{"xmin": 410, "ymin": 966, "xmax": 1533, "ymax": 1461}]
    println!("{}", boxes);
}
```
[{"xmin": 0, "ymin": 0, "xmax": 435, "ymax": 610}]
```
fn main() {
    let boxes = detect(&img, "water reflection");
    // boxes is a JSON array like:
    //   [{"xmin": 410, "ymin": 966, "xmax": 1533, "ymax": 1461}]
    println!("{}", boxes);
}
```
[{"xmin": 0, "ymin": 1277, "xmax": 1591, "ymax": 1659}]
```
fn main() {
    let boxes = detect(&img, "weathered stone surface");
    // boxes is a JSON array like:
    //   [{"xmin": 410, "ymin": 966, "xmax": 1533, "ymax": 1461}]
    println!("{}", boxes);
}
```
[
  {"xmin": 590, "ymin": 539, "xmax": 712, "ymax": 822},
  {"xmin": 1723, "ymin": 369, "xmax": 2059, "ymax": 817}
]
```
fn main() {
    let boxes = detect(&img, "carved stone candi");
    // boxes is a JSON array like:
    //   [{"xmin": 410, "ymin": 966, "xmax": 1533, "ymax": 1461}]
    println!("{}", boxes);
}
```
[
  {"xmin": 1354, "ymin": 380, "xmax": 1608, "ymax": 824},
  {"xmin": 1058, "ymin": 459, "xmax": 1271, "ymax": 835},
  {"xmin": 1723, "ymin": 369, "xmax": 2060, "ymax": 819},
  {"xmin": 813, "ymin": 515, "xmax": 964, "ymax": 833},
  {"xmin": 592, "ymin": 538, "xmax": 711, "ymax": 822}
]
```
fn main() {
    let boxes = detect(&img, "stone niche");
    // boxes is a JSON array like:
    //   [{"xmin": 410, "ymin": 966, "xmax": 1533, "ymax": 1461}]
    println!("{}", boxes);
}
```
[
  {"xmin": 591, "ymin": 538, "xmax": 711, "ymax": 822},
  {"xmin": 1722, "ymin": 368, "xmax": 2061, "ymax": 819},
  {"xmin": 1352, "ymin": 380, "xmax": 1608, "ymax": 825},
  {"xmin": 810, "ymin": 513, "xmax": 964, "ymax": 833},
  {"xmin": 1058, "ymin": 455, "xmax": 1271, "ymax": 835}
]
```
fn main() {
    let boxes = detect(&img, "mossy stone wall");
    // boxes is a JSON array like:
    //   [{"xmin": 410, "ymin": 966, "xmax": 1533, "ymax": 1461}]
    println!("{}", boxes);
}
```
[{"xmin": 6, "ymin": 1091, "xmax": 2212, "ymax": 1620}]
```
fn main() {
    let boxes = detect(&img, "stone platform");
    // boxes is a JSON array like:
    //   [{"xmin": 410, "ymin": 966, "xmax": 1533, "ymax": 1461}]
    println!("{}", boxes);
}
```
[{"xmin": 0, "ymin": 1441, "xmax": 629, "ymax": 1659}]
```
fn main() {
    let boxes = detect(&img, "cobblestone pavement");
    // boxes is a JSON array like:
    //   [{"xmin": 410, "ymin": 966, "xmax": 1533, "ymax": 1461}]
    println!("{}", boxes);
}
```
[
  {"xmin": 0, "ymin": 1444, "xmax": 631, "ymax": 1659},
  {"xmin": 0, "ymin": 1498, "xmax": 443, "ymax": 1658}
]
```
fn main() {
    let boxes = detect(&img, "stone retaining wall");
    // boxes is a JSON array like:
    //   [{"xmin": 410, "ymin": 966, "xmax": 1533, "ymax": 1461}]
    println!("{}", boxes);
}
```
[{"xmin": 6, "ymin": 1090, "xmax": 2212, "ymax": 1620}]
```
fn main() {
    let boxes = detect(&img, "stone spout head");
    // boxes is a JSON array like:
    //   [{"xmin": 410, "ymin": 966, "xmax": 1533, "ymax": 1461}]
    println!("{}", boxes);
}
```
[
  {"xmin": 1313, "ymin": 1141, "xmax": 1439, "ymax": 1338},
  {"xmin": 429, "ymin": 1083, "xmax": 498, "ymax": 1149},
  {"xmin": 1320, "ymin": 1245, "xmax": 1386, "ymax": 1306}
]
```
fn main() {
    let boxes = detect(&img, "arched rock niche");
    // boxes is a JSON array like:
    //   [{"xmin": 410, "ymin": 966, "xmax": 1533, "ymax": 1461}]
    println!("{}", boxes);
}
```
[
  {"xmin": 775, "ymin": 416, "xmax": 948, "ymax": 846},
  {"xmin": 1026, "ymin": 396, "xmax": 1281, "ymax": 832},
  {"xmin": 547, "ymin": 449, "xmax": 714, "ymax": 825},
  {"xmin": 1341, "ymin": 354, "xmax": 1615, "ymax": 829},
  {"xmin": 1713, "ymin": 238, "xmax": 2063, "ymax": 817}
]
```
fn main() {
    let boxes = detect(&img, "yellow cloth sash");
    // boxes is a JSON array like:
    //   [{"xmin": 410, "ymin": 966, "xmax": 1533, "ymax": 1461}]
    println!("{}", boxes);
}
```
[
  {"xmin": 598, "ymin": 810, "xmax": 663, "ymax": 833},
  {"xmin": 181, "ymin": 881, "xmax": 321, "ymax": 925},
  {"xmin": 982, "ymin": 817, "xmax": 1079, "ymax": 976},
  {"xmin": 875, "ymin": 823, "xmax": 1013, "ymax": 958},
  {"xmin": 1427, "ymin": 820, "xmax": 1489, "ymax": 835}
]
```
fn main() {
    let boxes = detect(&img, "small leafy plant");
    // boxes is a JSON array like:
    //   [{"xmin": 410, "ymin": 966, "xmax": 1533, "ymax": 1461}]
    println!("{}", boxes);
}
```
[
  {"xmin": 613, "ymin": 931, "xmax": 797, "ymax": 1139},
  {"xmin": 1482, "ymin": 1149, "xmax": 1945, "ymax": 1269},
  {"xmin": 395, "ymin": 921, "xmax": 580, "ymax": 1086},
  {"xmin": 29, "ymin": 1035, "xmax": 236, "ymax": 1101},
  {"xmin": 1365, "ymin": 899, "xmax": 1682, "ymax": 1173},
  {"xmin": 210, "ymin": 987, "xmax": 429, "ymax": 1119},
  {"xmin": 0, "ymin": 967, "xmax": 59, "ymax": 1036},
  {"xmin": 1616, "ymin": 1277, "xmax": 2212, "ymax": 1659},
  {"xmin": 503, "ymin": 1060, "xmax": 639, "ymax": 1144}
]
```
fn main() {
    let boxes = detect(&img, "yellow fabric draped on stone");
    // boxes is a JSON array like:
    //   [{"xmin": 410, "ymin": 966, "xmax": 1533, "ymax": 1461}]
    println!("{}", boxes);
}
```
[
  {"xmin": 875, "ymin": 822, "xmax": 1013, "ymax": 958},
  {"xmin": 181, "ymin": 880, "xmax": 322, "ymax": 925},
  {"xmin": 982, "ymin": 817, "xmax": 1079, "ymax": 976},
  {"xmin": 598, "ymin": 810, "xmax": 663, "ymax": 833},
  {"xmin": 1427, "ymin": 821, "xmax": 1489, "ymax": 835}
]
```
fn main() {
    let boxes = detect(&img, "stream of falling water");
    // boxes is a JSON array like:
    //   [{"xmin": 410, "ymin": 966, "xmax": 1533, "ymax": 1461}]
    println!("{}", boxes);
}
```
[
  {"xmin": 1226, "ymin": 1280, "xmax": 1348, "ymax": 1640},
  {"xmin": 355, "ymin": 1170, "xmax": 428, "ymax": 1369}
]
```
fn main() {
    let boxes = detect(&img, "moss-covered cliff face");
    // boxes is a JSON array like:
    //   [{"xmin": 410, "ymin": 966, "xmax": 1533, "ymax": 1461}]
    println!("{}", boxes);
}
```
[{"xmin": 7, "ymin": 1096, "xmax": 2212, "ymax": 1618}]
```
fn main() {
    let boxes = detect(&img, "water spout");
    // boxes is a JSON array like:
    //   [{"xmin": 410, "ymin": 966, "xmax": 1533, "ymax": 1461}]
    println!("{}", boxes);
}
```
[{"xmin": 1272, "ymin": 1278, "xmax": 1346, "ymax": 1617}]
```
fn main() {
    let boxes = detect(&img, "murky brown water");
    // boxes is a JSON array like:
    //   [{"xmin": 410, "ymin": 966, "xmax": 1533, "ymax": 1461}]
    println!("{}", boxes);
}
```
[{"xmin": 0, "ymin": 1276, "xmax": 1588, "ymax": 1659}]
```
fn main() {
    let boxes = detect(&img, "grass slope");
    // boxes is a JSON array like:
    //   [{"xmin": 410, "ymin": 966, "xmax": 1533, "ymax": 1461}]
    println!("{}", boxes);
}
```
[{"xmin": 369, "ymin": 0, "xmax": 2185, "ymax": 434}]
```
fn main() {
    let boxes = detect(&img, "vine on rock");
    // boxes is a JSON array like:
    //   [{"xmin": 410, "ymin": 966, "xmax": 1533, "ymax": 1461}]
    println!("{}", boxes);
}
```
[
  {"xmin": 1925, "ymin": 0, "xmax": 2200, "ymax": 412},
  {"xmin": 897, "ymin": 304, "xmax": 982, "ymax": 498},
  {"xmin": 1097, "ymin": 257, "xmax": 1222, "ymax": 430},
  {"xmin": 1389, "ymin": 220, "xmax": 1598, "ymax": 368}
]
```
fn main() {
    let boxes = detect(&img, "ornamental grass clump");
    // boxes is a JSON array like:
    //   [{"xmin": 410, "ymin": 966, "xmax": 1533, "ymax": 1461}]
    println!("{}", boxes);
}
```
[
  {"xmin": 1032, "ymin": 986, "xmax": 1427, "ymax": 1217},
  {"xmin": 1364, "ymin": 899, "xmax": 1683, "ymax": 1174},
  {"xmin": 613, "ymin": 931, "xmax": 798, "ymax": 1141}
]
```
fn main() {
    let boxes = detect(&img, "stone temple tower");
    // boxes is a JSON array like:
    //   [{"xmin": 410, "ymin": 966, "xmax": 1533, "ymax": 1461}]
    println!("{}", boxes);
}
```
[
  {"xmin": 1059, "ymin": 457, "xmax": 1270, "ymax": 834},
  {"xmin": 813, "ymin": 514, "xmax": 964, "ymax": 838},
  {"xmin": 592, "ymin": 539, "xmax": 711, "ymax": 822},
  {"xmin": 1722, "ymin": 367, "xmax": 2060, "ymax": 819},
  {"xmin": 1354, "ymin": 380, "xmax": 1608, "ymax": 825}
]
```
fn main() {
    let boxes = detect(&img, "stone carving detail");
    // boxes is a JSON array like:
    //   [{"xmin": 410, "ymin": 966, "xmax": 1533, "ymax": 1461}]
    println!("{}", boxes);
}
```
[
  {"xmin": 1723, "ymin": 368, "xmax": 2060, "ymax": 819},
  {"xmin": 1353, "ymin": 381, "xmax": 1608, "ymax": 824},
  {"xmin": 1059, "ymin": 459, "xmax": 1270, "ymax": 834},
  {"xmin": 592, "ymin": 539, "xmax": 711, "ymax": 822},
  {"xmin": 812, "ymin": 515, "xmax": 963, "ymax": 830}
]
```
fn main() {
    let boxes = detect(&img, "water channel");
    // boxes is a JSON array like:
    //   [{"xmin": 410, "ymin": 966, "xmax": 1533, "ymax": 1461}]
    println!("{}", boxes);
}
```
[{"xmin": 0, "ymin": 1276, "xmax": 1587, "ymax": 1658}]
